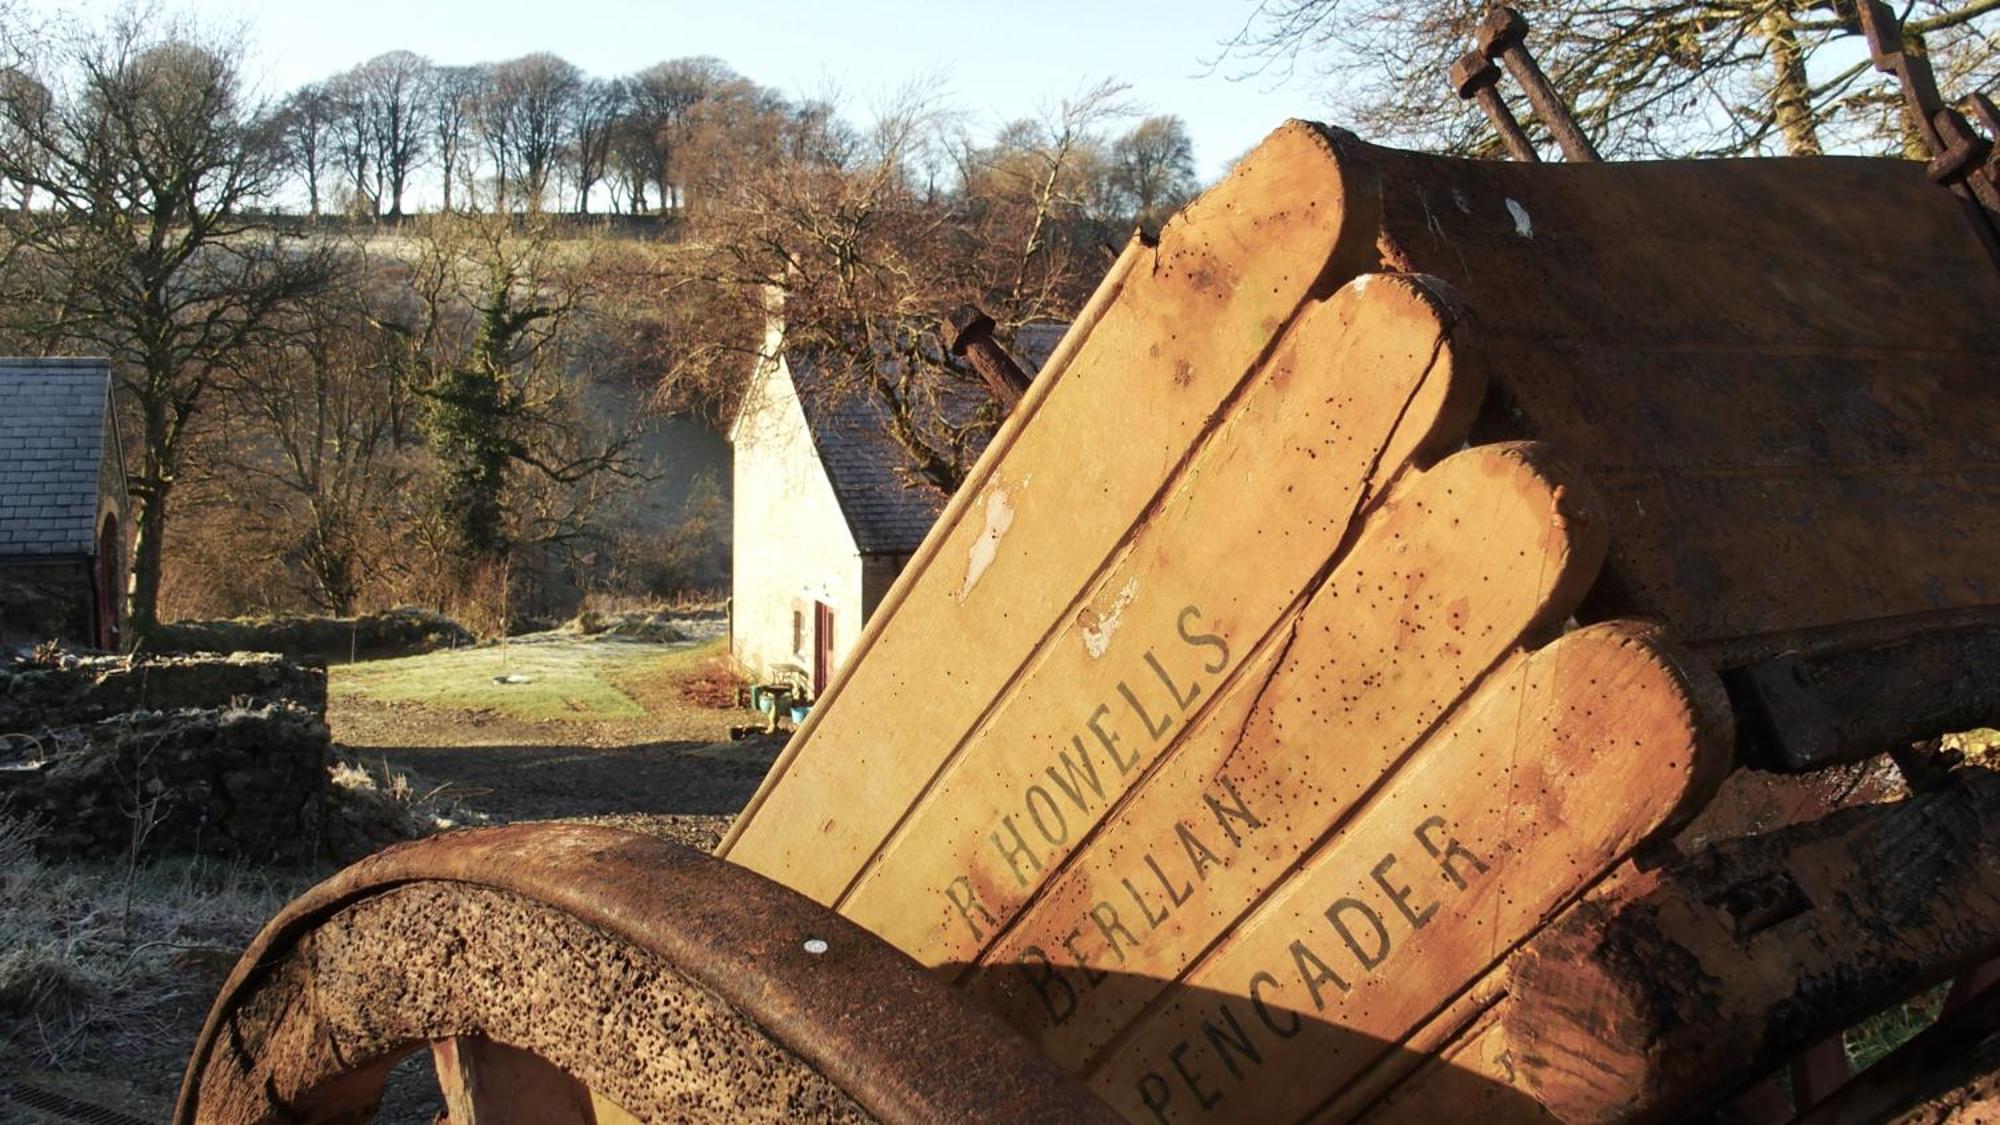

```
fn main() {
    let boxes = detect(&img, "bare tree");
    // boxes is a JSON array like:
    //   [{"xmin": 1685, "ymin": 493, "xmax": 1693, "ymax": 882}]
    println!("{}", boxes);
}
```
[
  {"xmin": 0, "ymin": 66, "xmax": 49, "ymax": 209},
  {"xmin": 432, "ymin": 63, "xmax": 483, "ymax": 211},
  {"xmin": 324, "ymin": 69, "xmax": 373, "ymax": 215},
  {"xmin": 664, "ymin": 80, "xmax": 1128, "ymax": 493},
  {"xmin": 1218, "ymin": 1, "xmax": 2000, "ymax": 159},
  {"xmin": 273, "ymin": 81, "xmax": 334, "ymax": 217},
  {"xmin": 567, "ymin": 75, "xmax": 624, "ymax": 214},
  {"xmin": 0, "ymin": 13, "xmax": 336, "ymax": 636},
  {"xmin": 352, "ymin": 49, "xmax": 432, "ymax": 217},
  {"xmin": 1109, "ymin": 114, "xmax": 1198, "ymax": 229},
  {"xmin": 482, "ymin": 53, "xmax": 580, "ymax": 211},
  {"xmin": 225, "ymin": 260, "xmax": 412, "ymax": 613},
  {"xmin": 627, "ymin": 56, "xmax": 737, "ymax": 211}
]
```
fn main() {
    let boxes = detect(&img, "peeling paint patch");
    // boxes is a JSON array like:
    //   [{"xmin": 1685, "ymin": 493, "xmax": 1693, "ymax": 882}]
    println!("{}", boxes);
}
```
[
  {"xmin": 1080, "ymin": 578, "xmax": 1140, "ymax": 658},
  {"xmin": 1506, "ymin": 197, "xmax": 1533, "ymax": 239},
  {"xmin": 957, "ymin": 484, "xmax": 1017, "ymax": 602}
]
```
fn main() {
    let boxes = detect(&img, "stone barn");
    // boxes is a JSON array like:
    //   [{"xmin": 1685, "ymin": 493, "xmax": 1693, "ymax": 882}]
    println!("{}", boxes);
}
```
[
  {"xmin": 0, "ymin": 358, "xmax": 128, "ymax": 650},
  {"xmin": 728, "ymin": 324, "xmax": 1063, "ymax": 697}
]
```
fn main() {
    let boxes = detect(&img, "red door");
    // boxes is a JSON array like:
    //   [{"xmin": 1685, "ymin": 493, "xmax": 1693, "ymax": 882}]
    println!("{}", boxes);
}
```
[
  {"xmin": 812, "ymin": 602, "xmax": 834, "ymax": 697},
  {"xmin": 94, "ymin": 515, "xmax": 121, "ymax": 651}
]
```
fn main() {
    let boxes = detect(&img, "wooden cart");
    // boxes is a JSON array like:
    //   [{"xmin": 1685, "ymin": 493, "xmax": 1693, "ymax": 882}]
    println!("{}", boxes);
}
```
[{"xmin": 175, "ymin": 116, "xmax": 2000, "ymax": 1124}]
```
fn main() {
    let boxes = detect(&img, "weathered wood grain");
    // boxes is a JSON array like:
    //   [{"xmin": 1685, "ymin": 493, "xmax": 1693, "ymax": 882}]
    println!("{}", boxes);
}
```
[
  {"xmin": 1085, "ymin": 621, "xmax": 1731, "ymax": 1124},
  {"xmin": 1358, "ymin": 1002, "xmax": 1554, "ymax": 1125},
  {"xmin": 433, "ymin": 1036, "xmax": 597, "ymax": 1124},
  {"xmin": 723, "ymin": 120, "xmax": 1385, "ymax": 901},
  {"xmin": 838, "ymin": 272, "xmax": 1484, "ymax": 962},
  {"xmin": 1364, "ymin": 140, "xmax": 2000, "ymax": 650},
  {"xmin": 961, "ymin": 441, "xmax": 1604, "ymax": 1067},
  {"xmin": 1308, "ymin": 976, "xmax": 1507, "ymax": 1123},
  {"xmin": 1504, "ymin": 766, "xmax": 2000, "ymax": 1124}
]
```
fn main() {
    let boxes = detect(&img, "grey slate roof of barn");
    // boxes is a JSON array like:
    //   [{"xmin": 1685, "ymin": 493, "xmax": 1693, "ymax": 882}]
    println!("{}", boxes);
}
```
[
  {"xmin": 787, "ymin": 322, "xmax": 1067, "ymax": 556},
  {"xmin": 0, "ymin": 358, "xmax": 114, "ymax": 557}
]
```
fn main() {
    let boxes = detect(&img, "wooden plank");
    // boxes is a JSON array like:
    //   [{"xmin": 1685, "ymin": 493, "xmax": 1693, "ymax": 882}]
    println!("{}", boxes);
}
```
[
  {"xmin": 1083, "ymin": 620, "xmax": 1731, "ymax": 1124},
  {"xmin": 1361, "ymin": 140, "xmax": 2000, "ymax": 649},
  {"xmin": 1503, "ymin": 766, "xmax": 2000, "ymax": 1124},
  {"xmin": 1307, "ymin": 977, "xmax": 1505, "ymax": 1124},
  {"xmin": 1727, "ymin": 621, "xmax": 2000, "ymax": 771},
  {"xmin": 723, "ymin": 120, "xmax": 1386, "ymax": 900},
  {"xmin": 959, "ymin": 440, "xmax": 1605, "ymax": 1066},
  {"xmin": 1318, "ymin": 859, "xmax": 1663, "ymax": 1123},
  {"xmin": 432, "ymin": 1036, "xmax": 594, "ymax": 1124},
  {"xmin": 837, "ymin": 272, "xmax": 1484, "ymax": 960},
  {"xmin": 1359, "ymin": 1003, "xmax": 1554, "ymax": 1125}
]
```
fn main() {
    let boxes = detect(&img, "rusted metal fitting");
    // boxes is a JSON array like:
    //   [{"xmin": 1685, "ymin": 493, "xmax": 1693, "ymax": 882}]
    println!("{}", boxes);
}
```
[
  {"xmin": 1450, "ymin": 50, "xmax": 1541, "ymax": 163},
  {"xmin": 1857, "ymin": 0, "xmax": 1905, "ymax": 71},
  {"xmin": 944, "ymin": 304, "xmax": 996, "ymax": 356},
  {"xmin": 1968, "ymin": 92, "xmax": 2000, "ymax": 139},
  {"xmin": 1474, "ymin": 5, "xmax": 1530, "ymax": 60},
  {"xmin": 1471, "ymin": 5, "xmax": 1601, "ymax": 163},
  {"xmin": 1929, "ymin": 109, "xmax": 1993, "ymax": 185},
  {"xmin": 1451, "ymin": 50, "xmax": 1501, "ymax": 98},
  {"xmin": 943, "ymin": 304, "xmax": 1032, "ymax": 412}
]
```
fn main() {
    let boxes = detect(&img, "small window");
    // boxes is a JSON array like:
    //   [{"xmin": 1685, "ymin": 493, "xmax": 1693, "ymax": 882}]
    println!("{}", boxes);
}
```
[{"xmin": 792, "ymin": 609, "xmax": 805, "ymax": 656}]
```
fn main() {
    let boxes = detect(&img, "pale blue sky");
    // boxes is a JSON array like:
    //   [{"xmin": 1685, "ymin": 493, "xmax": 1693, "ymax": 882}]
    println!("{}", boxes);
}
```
[{"xmin": 69, "ymin": 0, "xmax": 1332, "ymax": 182}]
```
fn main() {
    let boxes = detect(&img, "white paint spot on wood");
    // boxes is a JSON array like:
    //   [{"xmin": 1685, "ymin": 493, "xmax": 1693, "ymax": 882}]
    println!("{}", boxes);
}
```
[
  {"xmin": 803, "ymin": 938, "xmax": 828, "ymax": 955},
  {"xmin": 1082, "ymin": 578, "xmax": 1140, "ymax": 658},
  {"xmin": 957, "ymin": 484, "xmax": 1016, "ymax": 602},
  {"xmin": 1506, "ymin": 198, "xmax": 1533, "ymax": 239}
]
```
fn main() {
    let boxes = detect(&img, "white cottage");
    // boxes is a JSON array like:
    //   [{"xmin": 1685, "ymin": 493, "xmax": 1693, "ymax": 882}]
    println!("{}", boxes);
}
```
[{"xmin": 728, "ymin": 322, "xmax": 1062, "ymax": 696}]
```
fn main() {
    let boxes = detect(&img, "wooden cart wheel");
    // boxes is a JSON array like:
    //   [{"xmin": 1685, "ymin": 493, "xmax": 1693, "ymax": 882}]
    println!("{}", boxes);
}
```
[{"xmin": 175, "ymin": 824, "xmax": 1118, "ymax": 1124}]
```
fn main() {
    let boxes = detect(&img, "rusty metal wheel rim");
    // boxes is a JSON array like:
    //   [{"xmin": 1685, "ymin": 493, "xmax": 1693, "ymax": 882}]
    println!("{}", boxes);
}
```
[{"xmin": 176, "ymin": 824, "xmax": 1117, "ymax": 1124}]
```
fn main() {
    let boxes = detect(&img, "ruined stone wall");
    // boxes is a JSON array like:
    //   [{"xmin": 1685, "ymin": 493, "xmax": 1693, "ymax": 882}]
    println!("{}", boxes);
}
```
[
  {"xmin": 0, "ymin": 651, "xmax": 333, "ymax": 863},
  {"xmin": 0, "ymin": 650, "xmax": 326, "ymax": 730},
  {"xmin": 1, "ymin": 703, "xmax": 330, "ymax": 862}
]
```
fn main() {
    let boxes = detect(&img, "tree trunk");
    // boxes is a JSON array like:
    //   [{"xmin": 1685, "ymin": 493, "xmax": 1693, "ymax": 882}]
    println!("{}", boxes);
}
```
[
  {"xmin": 126, "ymin": 481, "xmax": 170, "ymax": 640},
  {"xmin": 1763, "ymin": 8, "xmax": 1822, "ymax": 156}
]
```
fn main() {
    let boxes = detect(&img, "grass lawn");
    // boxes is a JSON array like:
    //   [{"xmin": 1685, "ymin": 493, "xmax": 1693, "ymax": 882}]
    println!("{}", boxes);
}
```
[{"xmin": 332, "ymin": 636, "xmax": 724, "ymax": 723}]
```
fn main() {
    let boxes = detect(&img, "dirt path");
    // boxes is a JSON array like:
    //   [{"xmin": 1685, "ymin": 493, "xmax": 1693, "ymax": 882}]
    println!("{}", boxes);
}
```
[{"xmin": 349, "ymin": 732, "xmax": 778, "ymax": 850}]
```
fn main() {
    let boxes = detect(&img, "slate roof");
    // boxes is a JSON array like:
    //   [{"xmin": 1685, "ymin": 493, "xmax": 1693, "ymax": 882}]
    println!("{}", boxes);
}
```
[
  {"xmin": 0, "ymin": 358, "xmax": 114, "ymax": 557},
  {"xmin": 788, "ymin": 322, "xmax": 1068, "ymax": 556}
]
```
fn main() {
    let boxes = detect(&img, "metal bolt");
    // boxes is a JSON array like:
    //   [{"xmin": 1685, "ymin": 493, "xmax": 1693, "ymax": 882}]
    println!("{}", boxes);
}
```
[
  {"xmin": 1476, "ymin": 6, "xmax": 1601, "ymax": 163},
  {"xmin": 944, "ymin": 304, "xmax": 1032, "ymax": 412},
  {"xmin": 1450, "ymin": 50, "xmax": 1540, "ymax": 163}
]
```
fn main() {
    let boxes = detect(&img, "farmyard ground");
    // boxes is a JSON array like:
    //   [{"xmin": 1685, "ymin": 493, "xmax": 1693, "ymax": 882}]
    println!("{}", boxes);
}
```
[{"xmin": 1, "ymin": 633, "xmax": 773, "ymax": 1123}]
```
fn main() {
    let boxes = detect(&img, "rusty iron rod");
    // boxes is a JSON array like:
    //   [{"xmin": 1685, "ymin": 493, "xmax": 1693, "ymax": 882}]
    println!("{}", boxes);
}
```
[
  {"xmin": 1856, "ymin": 1, "xmax": 2000, "ymax": 262},
  {"xmin": 1858, "ymin": 0, "xmax": 1948, "ymax": 155},
  {"xmin": 1451, "ymin": 51, "xmax": 1540, "ymax": 162},
  {"xmin": 1477, "ymin": 6, "xmax": 1601, "ymax": 163},
  {"xmin": 1965, "ymin": 93, "xmax": 2000, "ymax": 200},
  {"xmin": 944, "ymin": 305, "xmax": 1032, "ymax": 412}
]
